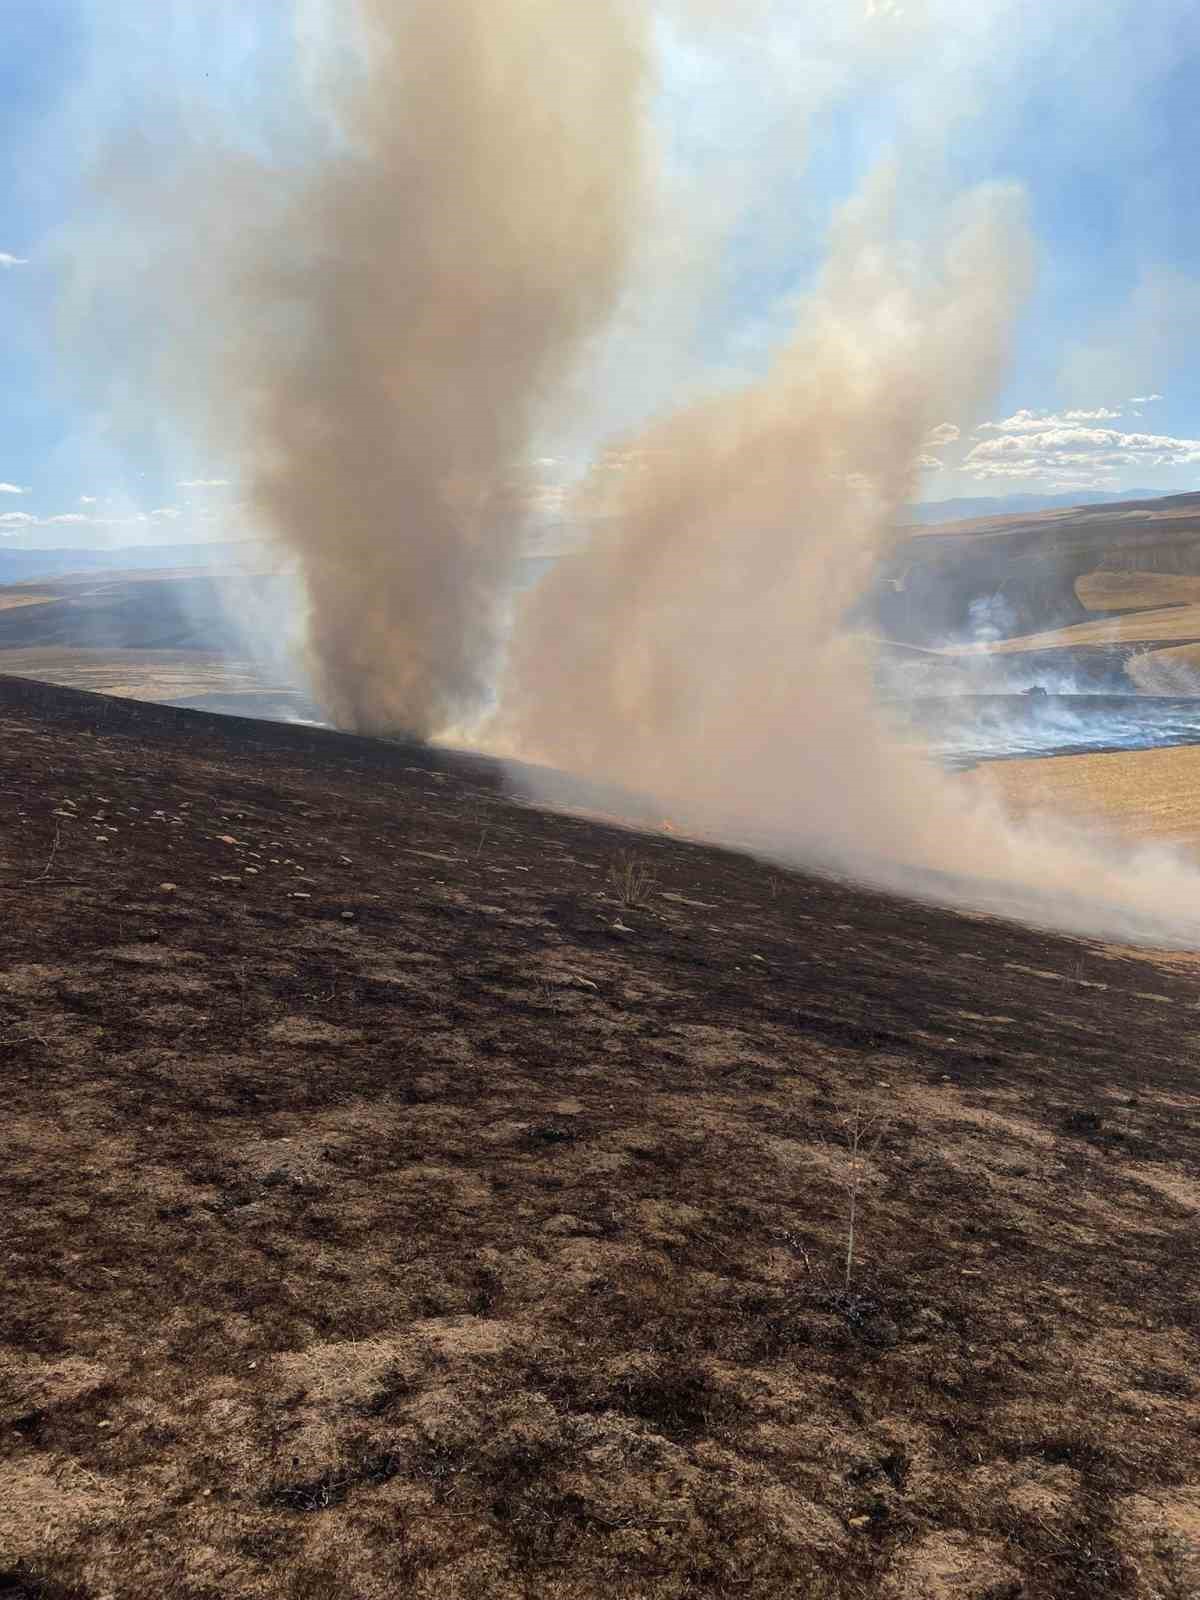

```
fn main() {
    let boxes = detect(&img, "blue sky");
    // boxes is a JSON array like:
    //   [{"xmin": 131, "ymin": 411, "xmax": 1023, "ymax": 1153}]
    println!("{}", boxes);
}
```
[{"xmin": 4, "ymin": 0, "xmax": 1200, "ymax": 547}]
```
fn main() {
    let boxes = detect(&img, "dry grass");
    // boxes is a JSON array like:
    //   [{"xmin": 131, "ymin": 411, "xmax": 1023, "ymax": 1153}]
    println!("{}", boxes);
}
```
[
  {"xmin": 607, "ymin": 847, "xmax": 657, "ymax": 907},
  {"xmin": 1125, "ymin": 640, "xmax": 1200, "ymax": 694},
  {"xmin": 0, "ymin": 646, "xmax": 281, "ymax": 701},
  {"xmin": 1076, "ymin": 570, "xmax": 1200, "ymax": 614},
  {"xmin": 1, "ymin": 675, "xmax": 1199, "ymax": 1599},
  {"xmin": 947, "ymin": 601, "xmax": 1200, "ymax": 656},
  {"xmin": 829, "ymin": 1099, "xmax": 885, "ymax": 1292},
  {"xmin": 966, "ymin": 742, "xmax": 1200, "ymax": 848}
]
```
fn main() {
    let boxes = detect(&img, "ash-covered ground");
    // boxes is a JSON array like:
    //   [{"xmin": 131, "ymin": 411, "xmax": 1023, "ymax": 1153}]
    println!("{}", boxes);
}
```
[{"xmin": 1, "ymin": 675, "xmax": 1198, "ymax": 1600}]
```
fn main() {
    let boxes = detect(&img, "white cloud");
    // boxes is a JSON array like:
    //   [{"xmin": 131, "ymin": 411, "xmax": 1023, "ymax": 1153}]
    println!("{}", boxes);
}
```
[
  {"xmin": 0, "ymin": 253, "xmax": 27, "ymax": 268},
  {"xmin": 925, "ymin": 422, "xmax": 960, "ymax": 447},
  {"xmin": 177, "ymin": 478, "xmax": 230, "ymax": 489},
  {"xmin": 975, "ymin": 409, "xmax": 1042, "ymax": 434},
  {"xmin": 976, "ymin": 407, "xmax": 1122, "ymax": 435},
  {"xmin": 0, "ymin": 482, "xmax": 28, "ymax": 494},
  {"xmin": 0, "ymin": 502, "xmax": 203, "ymax": 537},
  {"xmin": 963, "ymin": 419, "xmax": 1200, "ymax": 487},
  {"xmin": 973, "ymin": 425, "xmax": 1200, "ymax": 460},
  {"xmin": 1129, "ymin": 394, "xmax": 1163, "ymax": 405},
  {"xmin": 79, "ymin": 495, "xmax": 97, "ymax": 505},
  {"xmin": 916, "ymin": 454, "xmax": 944, "ymax": 470}
]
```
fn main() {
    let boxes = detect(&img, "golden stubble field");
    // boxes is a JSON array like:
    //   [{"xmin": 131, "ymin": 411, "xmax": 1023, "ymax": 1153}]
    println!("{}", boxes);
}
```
[{"xmin": 969, "ymin": 744, "xmax": 1200, "ymax": 851}]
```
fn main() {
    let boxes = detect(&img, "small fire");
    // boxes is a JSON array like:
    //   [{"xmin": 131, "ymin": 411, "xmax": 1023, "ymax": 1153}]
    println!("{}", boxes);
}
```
[{"xmin": 660, "ymin": 818, "xmax": 677, "ymax": 834}]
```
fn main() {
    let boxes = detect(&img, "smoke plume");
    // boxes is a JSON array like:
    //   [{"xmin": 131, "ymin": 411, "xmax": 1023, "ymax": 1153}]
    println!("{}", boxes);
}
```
[
  {"xmin": 224, "ymin": 0, "xmax": 648, "ymax": 736},
  {"xmin": 499, "ymin": 166, "xmax": 1036, "ymax": 853},
  {"xmin": 497, "ymin": 154, "xmax": 1200, "ymax": 946},
  {"xmin": 74, "ymin": 0, "xmax": 1200, "ymax": 946}
]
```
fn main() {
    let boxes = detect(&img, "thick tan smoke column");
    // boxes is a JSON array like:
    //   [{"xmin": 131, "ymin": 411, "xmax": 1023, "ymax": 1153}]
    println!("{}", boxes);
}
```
[
  {"xmin": 502, "ymin": 171, "xmax": 1032, "ymax": 845},
  {"xmin": 501, "ymin": 162, "xmax": 1200, "ymax": 944},
  {"xmin": 236, "ymin": 0, "xmax": 646, "ymax": 736},
  {"xmin": 73, "ymin": 0, "xmax": 1200, "ymax": 942}
]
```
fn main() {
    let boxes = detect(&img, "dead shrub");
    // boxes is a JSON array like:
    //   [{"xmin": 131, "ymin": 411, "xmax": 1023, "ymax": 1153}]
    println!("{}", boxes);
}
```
[{"xmin": 607, "ymin": 848, "xmax": 656, "ymax": 908}]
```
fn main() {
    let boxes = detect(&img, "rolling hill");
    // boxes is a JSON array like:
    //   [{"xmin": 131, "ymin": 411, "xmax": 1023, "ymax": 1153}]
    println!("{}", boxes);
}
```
[
  {"xmin": 1, "ymin": 675, "xmax": 1197, "ymax": 1600},
  {"xmin": 0, "ymin": 541, "xmax": 266, "ymax": 586}
]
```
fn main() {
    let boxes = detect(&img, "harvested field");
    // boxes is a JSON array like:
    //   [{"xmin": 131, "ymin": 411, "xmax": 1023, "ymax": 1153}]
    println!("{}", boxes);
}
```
[
  {"xmin": 950, "ymin": 603, "xmax": 1200, "ymax": 655},
  {"xmin": 0, "ymin": 572, "xmax": 286, "ymax": 655},
  {"xmin": 970, "ymin": 742, "xmax": 1200, "ymax": 849},
  {"xmin": 1076, "ymin": 570, "xmax": 1200, "ymax": 614},
  {"xmin": 0, "ymin": 675, "xmax": 1198, "ymax": 1599},
  {"xmin": 0, "ymin": 647, "xmax": 286, "ymax": 702},
  {"xmin": 1126, "ymin": 641, "xmax": 1200, "ymax": 695}
]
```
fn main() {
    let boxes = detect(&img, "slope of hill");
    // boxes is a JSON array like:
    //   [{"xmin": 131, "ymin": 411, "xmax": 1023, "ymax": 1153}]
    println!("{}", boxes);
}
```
[
  {"xmin": 1, "ymin": 676, "xmax": 1197, "ymax": 1600},
  {"xmin": 878, "ymin": 491, "xmax": 1200, "ymax": 649},
  {"xmin": 969, "ymin": 741, "xmax": 1200, "ymax": 848},
  {"xmin": 0, "ymin": 542, "xmax": 266, "ymax": 586},
  {"xmin": 0, "ymin": 571, "xmax": 287, "ymax": 654},
  {"xmin": 902, "ymin": 489, "xmax": 1171, "ymax": 526},
  {"xmin": 0, "ymin": 558, "xmax": 557, "ymax": 724},
  {"xmin": 0, "ymin": 570, "xmax": 316, "ymax": 721},
  {"xmin": 952, "ymin": 603, "xmax": 1200, "ymax": 655},
  {"xmin": 1075, "ymin": 571, "xmax": 1200, "ymax": 612}
]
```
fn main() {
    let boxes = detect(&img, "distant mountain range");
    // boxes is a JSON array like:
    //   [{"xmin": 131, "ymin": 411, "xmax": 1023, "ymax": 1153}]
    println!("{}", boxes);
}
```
[
  {"xmin": 0, "ymin": 489, "xmax": 1185, "ymax": 586},
  {"xmin": 0, "ymin": 541, "xmax": 556, "ymax": 591},
  {"xmin": 903, "ymin": 489, "xmax": 1173, "ymax": 526},
  {"xmin": 0, "ymin": 541, "xmax": 267, "ymax": 586}
]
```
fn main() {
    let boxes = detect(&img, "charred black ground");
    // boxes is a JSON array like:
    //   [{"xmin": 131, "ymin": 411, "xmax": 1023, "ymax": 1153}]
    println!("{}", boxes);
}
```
[{"xmin": 1, "ymin": 674, "xmax": 1198, "ymax": 1599}]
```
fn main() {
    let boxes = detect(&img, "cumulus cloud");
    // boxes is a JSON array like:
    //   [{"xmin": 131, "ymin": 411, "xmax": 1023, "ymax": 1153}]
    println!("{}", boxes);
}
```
[
  {"xmin": 917, "ymin": 453, "xmax": 943, "ymax": 470},
  {"xmin": 963, "ymin": 419, "xmax": 1200, "ymax": 484},
  {"xmin": 0, "ymin": 489, "xmax": 190, "ymax": 536},
  {"xmin": 1130, "ymin": 394, "xmax": 1163, "ymax": 405},
  {"xmin": 976, "ymin": 407, "xmax": 1122, "ymax": 434},
  {"xmin": 0, "ymin": 253, "xmax": 27, "ymax": 268},
  {"xmin": 925, "ymin": 422, "xmax": 959, "ymax": 446},
  {"xmin": 0, "ymin": 503, "xmax": 189, "ymax": 534}
]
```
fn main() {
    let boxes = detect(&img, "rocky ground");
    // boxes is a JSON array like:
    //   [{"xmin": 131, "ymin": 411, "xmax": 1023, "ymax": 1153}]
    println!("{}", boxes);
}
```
[{"xmin": 1, "ymin": 673, "xmax": 1198, "ymax": 1600}]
